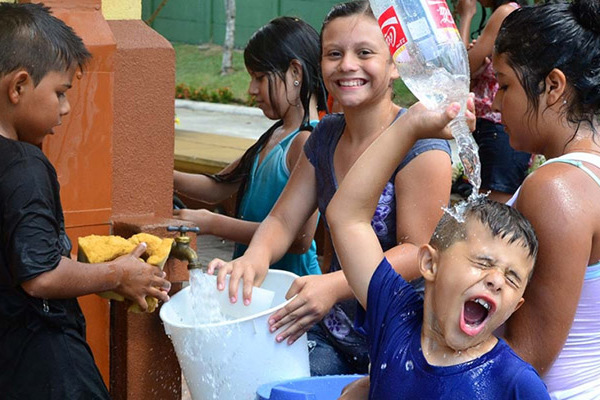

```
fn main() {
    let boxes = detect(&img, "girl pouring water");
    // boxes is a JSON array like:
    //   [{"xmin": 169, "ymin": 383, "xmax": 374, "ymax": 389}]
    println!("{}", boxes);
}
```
[{"xmin": 208, "ymin": 1, "xmax": 462, "ymax": 376}]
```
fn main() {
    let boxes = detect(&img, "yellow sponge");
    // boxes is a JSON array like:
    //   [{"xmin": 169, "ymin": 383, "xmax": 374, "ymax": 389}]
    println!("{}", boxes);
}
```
[
  {"xmin": 78, "ymin": 235, "xmax": 136, "ymax": 264},
  {"xmin": 77, "ymin": 233, "xmax": 174, "ymax": 313}
]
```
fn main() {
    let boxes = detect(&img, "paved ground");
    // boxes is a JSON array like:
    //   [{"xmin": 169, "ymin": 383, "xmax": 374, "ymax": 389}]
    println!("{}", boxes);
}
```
[
  {"xmin": 176, "ymin": 99, "xmax": 273, "ymax": 140},
  {"xmin": 176, "ymin": 99, "xmax": 460, "ymax": 166},
  {"xmin": 195, "ymin": 234, "xmax": 234, "ymax": 265}
]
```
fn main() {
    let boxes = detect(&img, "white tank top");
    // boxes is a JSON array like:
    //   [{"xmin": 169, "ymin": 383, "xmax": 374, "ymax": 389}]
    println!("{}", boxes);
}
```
[{"xmin": 507, "ymin": 152, "xmax": 600, "ymax": 399}]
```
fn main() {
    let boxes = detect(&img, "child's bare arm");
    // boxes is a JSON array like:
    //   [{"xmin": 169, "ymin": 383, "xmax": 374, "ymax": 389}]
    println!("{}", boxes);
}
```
[
  {"xmin": 173, "ymin": 159, "xmax": 241, "ymax": 205},
  {"xmin": 208, "ymin": 153, "xmax": 320, "ymax": 304},
  {"xmin": 21, "ymin": 243, "xmax": 171, "ymax": 311},
  {"xmin": 326, "ymin": 103, "xmax": 459, "ymax": 308},
  {"xmin": 339, "ymin": 375, "xmax": 370, "ymax": 400}
]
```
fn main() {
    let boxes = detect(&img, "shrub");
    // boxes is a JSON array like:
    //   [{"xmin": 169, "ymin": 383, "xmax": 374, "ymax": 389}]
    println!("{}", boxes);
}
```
[{"xmin": 175, "ymin": 83, "xmax": 237, "ymax": 104}]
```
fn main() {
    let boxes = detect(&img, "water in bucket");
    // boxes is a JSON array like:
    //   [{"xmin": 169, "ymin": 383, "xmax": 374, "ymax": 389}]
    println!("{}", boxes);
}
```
[{"xmin": 160, "ymin": 269, "xmax": 310, "ymax": 400}]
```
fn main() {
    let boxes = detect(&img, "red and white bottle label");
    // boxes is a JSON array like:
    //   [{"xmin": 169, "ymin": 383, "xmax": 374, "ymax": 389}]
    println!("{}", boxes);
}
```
[
  {"xmin": 377, "ymin": 6, "xmax": 408, "ymax": 58},
  {"xmin": 425, "ymin": 0, "xmax": 457, "ymax": 30}
]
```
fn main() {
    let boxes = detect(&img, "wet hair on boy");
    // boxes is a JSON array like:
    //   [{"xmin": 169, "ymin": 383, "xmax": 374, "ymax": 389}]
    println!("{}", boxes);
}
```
[
  {"xmin": 0, "ymin": 3, "xmax": 90, "ymax": 83},
  {"xmin": 431, "ymin": 198, "xmax": 538, "ymax": 263}
]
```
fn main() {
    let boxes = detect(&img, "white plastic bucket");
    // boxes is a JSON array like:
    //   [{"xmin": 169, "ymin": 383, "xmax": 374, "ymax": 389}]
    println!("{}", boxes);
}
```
[{"xmin": 160, "ymin": 270, "xmax": 310, "ymax": 400}]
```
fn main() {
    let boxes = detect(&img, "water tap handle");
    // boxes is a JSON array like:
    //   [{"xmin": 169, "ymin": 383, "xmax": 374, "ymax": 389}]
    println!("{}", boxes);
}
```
[
  {"xmin": 167, "ymin": 225, "xmax": 201, "ymax": 237},
  {"xmin": 166, "ymin": 225, "xmax": 203, "ymax": 271}
]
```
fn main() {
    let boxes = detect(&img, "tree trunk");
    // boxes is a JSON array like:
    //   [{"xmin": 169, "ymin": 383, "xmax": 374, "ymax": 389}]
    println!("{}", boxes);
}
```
[
  {"xmin": 145, "ymin": 0, "xmax": 171, "ymax": 26},
  {"xmin": 221, "ymin": 0, "xmax": 236, "ymax": 76}
]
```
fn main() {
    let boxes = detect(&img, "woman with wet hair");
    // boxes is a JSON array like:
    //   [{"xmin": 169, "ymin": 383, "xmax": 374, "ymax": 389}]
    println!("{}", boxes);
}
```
[{"xmin": 493, "ymin": 0, "xmax": 600, "ymax": 397}]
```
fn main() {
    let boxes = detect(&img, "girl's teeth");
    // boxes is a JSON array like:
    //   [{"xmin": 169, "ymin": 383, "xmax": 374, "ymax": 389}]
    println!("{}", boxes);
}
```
[{"xmin": 339, "ymin": 80, "xmax": 363, "ymax": 87}]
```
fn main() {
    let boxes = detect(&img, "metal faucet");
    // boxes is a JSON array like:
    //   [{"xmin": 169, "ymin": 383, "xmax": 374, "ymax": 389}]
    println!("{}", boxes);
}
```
[{"xmin": 167, "ymin": 225, "xmax": 204, "ymax": 271}]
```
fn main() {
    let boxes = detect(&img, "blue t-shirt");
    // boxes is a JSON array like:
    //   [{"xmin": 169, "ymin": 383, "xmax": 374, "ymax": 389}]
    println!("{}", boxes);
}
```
[
  {"xmin": 304, "ymin": 112, "xmax": 451, "ymax": 354},
  {"xmin": 357, "ymin": 258, "xmax": 550, "ymax": 400}
]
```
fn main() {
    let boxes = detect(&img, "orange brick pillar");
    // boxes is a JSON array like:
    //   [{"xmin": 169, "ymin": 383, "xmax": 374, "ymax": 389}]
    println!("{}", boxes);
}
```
[{"xmin": 107, "ymin": 19, "xmax": 185, "ymax": 400}]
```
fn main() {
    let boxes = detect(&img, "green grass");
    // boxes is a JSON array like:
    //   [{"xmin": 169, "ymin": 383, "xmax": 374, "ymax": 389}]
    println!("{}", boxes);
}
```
[
  {"xmin": 174, "ymin": 42, "xmax": 417, "ymax": 108},
  {"xmin": 392, "ymin": 79, "xmax": 418, "ymax": 108},
  {"xmin": 174, "ymin": 43, "xmax": 251, "ymax": 104}
]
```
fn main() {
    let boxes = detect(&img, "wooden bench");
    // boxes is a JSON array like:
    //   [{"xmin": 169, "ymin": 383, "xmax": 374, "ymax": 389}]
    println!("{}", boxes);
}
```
[{"xmin": 174, "ymin": 129, "xmax": 256, "ymax": 174}]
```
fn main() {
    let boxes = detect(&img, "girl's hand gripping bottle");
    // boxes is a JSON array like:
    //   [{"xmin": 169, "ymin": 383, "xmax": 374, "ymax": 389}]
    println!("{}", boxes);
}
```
[{"xmin": 370, "ymin": 0, "xmax": 481, "ymax": 195}]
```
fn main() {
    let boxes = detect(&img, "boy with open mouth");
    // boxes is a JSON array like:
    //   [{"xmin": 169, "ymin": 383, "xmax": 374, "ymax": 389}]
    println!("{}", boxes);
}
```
[{"xmin": 326, "ymin": 102, "xmax": 550, "ymax": 399}]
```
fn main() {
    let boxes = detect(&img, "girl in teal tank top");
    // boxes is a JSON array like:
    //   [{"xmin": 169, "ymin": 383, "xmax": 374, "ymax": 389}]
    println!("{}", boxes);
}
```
[{"xmin": 173, "ymin": 17, "xmax": 327, "ymax": 277}]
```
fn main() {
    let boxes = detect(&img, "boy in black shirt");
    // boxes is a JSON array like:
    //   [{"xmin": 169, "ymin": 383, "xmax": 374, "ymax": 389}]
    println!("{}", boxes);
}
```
[{"xmin": 0, "ymin": 4, "xmax": 171, "ymax": 398}]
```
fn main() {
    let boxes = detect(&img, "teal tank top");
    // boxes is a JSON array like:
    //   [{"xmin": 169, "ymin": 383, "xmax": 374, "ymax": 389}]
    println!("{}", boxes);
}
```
[{"xmin": 233, "ymin": 121, "xmax": 321, "ymax": 277}]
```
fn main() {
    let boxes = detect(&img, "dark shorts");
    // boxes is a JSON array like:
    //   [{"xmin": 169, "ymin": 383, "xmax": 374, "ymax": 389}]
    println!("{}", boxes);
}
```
[
  {"xmin": 307, "ymin": 322, "xmax": 369, "ymax": 376},
  {"xmin": 474, "ymin": 118, "xmax": 531, "ymax": 194}
]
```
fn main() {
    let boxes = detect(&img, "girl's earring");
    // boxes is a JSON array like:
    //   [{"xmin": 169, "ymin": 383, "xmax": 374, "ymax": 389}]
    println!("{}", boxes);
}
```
[{"xmin": 294, "ymin": 80, "xmax": 300, "ymax": 87}]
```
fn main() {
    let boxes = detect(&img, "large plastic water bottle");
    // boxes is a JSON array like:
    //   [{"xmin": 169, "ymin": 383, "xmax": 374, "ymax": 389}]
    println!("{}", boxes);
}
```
[{"xmin": 369, "ymin": 0, "xmax": 481, "ymax": 194}]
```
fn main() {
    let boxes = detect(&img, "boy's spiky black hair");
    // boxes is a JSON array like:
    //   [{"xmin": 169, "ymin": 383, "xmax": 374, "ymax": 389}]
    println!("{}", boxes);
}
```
[
  {"xmin": 0, "ymin": 3, "xmax": 91, "ymax": 85},
  {"xmin": 431, "ymin": 198, "xmax": 538, "ymax": 262}
]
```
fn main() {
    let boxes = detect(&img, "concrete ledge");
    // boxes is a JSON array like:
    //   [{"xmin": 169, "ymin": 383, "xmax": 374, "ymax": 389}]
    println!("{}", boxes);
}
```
[{"xmin": 175, "ymin": 99, "xmax": 263, "ymax": 117}]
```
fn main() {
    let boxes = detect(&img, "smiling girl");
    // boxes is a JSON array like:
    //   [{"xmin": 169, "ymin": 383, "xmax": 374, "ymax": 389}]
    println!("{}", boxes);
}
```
[{"xmin": 209, "ymin": 0, "xmax": 454, "ymax": 375}]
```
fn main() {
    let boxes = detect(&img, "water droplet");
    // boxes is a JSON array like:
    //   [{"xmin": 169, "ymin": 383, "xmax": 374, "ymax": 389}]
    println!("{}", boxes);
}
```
[
  {"xmin": 380, "ymin": 363, "xmax": 388, "ymax": 370},
  {"xmin": 405, "ymin": 360, "xmax": 414, "ymax": 371}
]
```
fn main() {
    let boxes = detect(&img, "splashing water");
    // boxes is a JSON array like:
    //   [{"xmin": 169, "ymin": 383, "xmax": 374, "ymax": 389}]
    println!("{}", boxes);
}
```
[
  {"xmin": 402, "ymin": 68, "xmax": 481, "ymax": 195},
  {"xmin": 442, "ymin": 192, "xmax": 488, "ymax": 223},
  {"xmin": 443, "ymin": 200, "xmax": 469, "ymax": 224},
  {"xmin": 162, "ymin": 270, "xmax": 310, "ymax": 400},
  {"xmin": 450, "ymin": 117, "xmax": 481, "ymax": 194},
  {"xmin": 189, "ymin": 269, "xmax": 228, "ymax": 324},
  {"xmin": 182, "ymin": 270, "xmax": 238, "ymax": 399}
]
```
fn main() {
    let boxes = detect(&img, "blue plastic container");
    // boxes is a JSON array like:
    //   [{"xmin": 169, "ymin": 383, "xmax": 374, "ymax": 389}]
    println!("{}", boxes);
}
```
[{"xmin": 255, "ymin": 374, "xmax": 366, "ymax": 400}]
